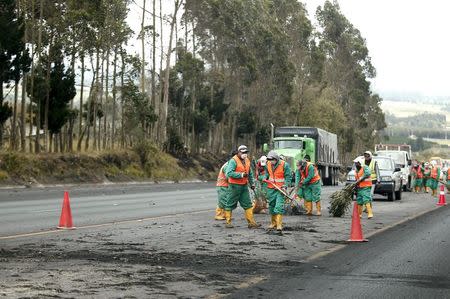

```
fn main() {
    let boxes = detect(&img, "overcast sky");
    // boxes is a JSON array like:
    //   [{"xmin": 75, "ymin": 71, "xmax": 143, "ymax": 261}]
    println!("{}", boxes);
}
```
[{"xmin": 127, "ymin": 0, "xmax": 450, "ymax": 98}]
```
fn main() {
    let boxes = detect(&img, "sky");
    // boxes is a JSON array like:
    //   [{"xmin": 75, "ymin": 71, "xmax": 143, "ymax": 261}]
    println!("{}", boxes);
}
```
[
  {"xmin": 126, "ymin": 0, "xmax": 450, "ymax": 99},
  {"xmin": 305, "ymin": 0, "xmax": 450, "ymax": 98}
]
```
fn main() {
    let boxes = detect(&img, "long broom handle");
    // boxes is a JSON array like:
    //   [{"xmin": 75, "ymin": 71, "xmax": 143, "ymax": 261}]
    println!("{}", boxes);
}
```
[{"xmin": 263, "ymin": 179, "xmax": 296, "ymax": 202}]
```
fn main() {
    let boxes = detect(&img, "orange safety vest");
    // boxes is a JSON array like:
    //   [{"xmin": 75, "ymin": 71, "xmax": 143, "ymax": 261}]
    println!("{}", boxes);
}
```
[
  {"xmin": 301, "ymin": 162, "xmax": 321, "ymax": 184},
  {"xmin": 356, "ymin": 166, "xmax": 372, "ymax": 188},
  {"xmin": 228, "ymin": 155, "xmax": 250, "ymax": 185},
  {"xmin": 216, "ymin": 163, "xmax": 228, "ymax": 187},
  {"xmin": 416, "ymin": 167, "xmax": 423, "ymax": 179},
  {"xmin": 431, "ymin": 167, "xmax": 438, "ymax": 179},
  {"xmin": 447, "ymin": 171, "xmax": 450, "ymax": 180},
  {"xmin": 267, "ymin": 160, "xmax": 286, "ymax": 189}
]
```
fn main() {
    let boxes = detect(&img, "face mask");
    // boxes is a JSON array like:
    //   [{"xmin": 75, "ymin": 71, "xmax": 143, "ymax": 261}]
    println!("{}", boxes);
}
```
[{"xmin": 241, "ymin": 153, "xmax": 248, "ymax": 159}]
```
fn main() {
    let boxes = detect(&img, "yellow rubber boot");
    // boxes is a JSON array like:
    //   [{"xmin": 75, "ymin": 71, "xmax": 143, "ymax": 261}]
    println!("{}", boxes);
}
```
[
  {"xmin": 357, "ymin": 205, "xmax": 363, "ymax": 218},
  {"xmin": 315, "ymin": 202, "xmax": 322, "ymax": 216},
  {"xmin": 305, "ymin": 201, "xmax": 313, "ymax": 215},
  {"xmin": 215, "ymin": 207, "xmax": 225, "ymax": 220},
  {"xmin": 245, "ymin": 208, "xmax": 261, "ymax": 229},
  {"xmin": 268, "ymin": 215, "xmax": 276, "ymax": 230},
  {"xmin": 224, "ymin": 210, "xmax": 233, "ymax": 228},
  {"xmin": 365, "ymin": 203, "xmax": 373, "ymax": 219},
  {"xmin": 275, "ymin": 214, "xmax": 283, "ymax": 231}
]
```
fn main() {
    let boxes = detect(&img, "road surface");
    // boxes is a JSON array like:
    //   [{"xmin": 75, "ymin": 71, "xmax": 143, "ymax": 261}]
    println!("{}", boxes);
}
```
[{"xmin": 231, "ymin": 205, "xmax": 450, "ymax": 298}]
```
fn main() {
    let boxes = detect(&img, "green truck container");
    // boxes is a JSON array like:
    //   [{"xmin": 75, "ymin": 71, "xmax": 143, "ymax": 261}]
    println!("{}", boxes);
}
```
[{"xmin": 265, "ymin": 126, "xmax": 340, "ymax": 185}]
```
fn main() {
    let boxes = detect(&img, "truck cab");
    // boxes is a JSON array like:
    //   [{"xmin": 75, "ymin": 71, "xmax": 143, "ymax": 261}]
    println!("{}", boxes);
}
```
[{"xmin": 264, "ymin": 126, "xmax": 340, "ymax": 186}]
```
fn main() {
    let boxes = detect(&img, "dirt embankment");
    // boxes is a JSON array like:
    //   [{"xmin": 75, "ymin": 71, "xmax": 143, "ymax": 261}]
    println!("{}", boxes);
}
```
[{"xmin": 0, "ymin": 149, "xmax": 223, "ymax": 187}]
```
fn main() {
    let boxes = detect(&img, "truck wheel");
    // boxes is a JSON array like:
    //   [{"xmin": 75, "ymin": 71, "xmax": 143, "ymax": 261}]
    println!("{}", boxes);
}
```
[{"xmin": 395, "ymin": 189, "xmax": 402, "ymax": 200}]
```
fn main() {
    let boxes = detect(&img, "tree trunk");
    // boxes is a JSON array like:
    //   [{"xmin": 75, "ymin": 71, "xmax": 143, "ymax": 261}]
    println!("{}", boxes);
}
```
[
  {"xmin": 92, "ymin": 49, "xmax": 100, "ymax": 151},
  {"xmin": 84, "ymin": 54, "xmax": 96, "ymax": 151},
  {"xmin": 161, "ymin": 0, "xmax": 182, "ymax": 143},
  {"xmin": 97, "ymin": 52, "xmax": 105, "ymax": 150},
  {"xmin": 44, "ymin": 33, "xmax": 53, "ymax": 153},
  {"xmin": 120, "ymin": 51, "xmax": 125, "ymax": 148},
  {"xmin": 111, "ymin": 49, "xmax": 117, "ymax": 149},
  {"xmin": 77, "ymin": 54, "xmax": 85, "ymax": 151},
  {"xmin": 103, "ymin": 48, "xmax": 110, "ymax": 149},
  {"xmin": 10, "ymin": 81, "xmax": 19, "ymax": 150},
  {"xmin": 35, "ymin": 0, "xmax": 44, "ymax": 153},
  {"xmin": 141, "ymin": 0, "xmax": 146, "ymax": 94},
  {"xmin": 20, "ymin": 0, "xmax": 28, "ymax": 152},
  {"xmin": 151, "ymin": 0, "xmax": 156, "ymax": 140}
]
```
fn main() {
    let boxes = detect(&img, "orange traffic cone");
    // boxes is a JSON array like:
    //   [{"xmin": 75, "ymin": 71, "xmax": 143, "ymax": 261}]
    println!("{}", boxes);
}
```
[
  {"xmin": 348, "ymin": 202, "xmax": 368, "ymax": 242},
  {"xmin": 437, "ymin": 185, "xmax": 447, "ymax": 206},
  {"xmin": 57, "ymin": 191, "xmax": 75, "ymax": 229}
]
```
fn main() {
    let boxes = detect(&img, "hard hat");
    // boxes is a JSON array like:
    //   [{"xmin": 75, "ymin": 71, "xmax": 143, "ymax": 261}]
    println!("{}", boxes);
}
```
[
  {"xmin": 364, "ymin": 151, "xmax": 373, "ymax": 158},
  {"xmin": 267, "ymin": 150, "xmax": 279, "ymax": 161},
  {"xmin": 237, "ymin": 145, "xmax": 249, "ymax": 153},
  {"xmin": 431, "ymin": 160, "xmax": 436, "ymax": 166},
  {"xmin": 259, "ymin": 155, "xmax": 267, "ymax": 166},
  {"xmin": 354, "ymin": 157, "xmax": 364, "ymax": 165},
  {"xmin": 425, "ymin": 162, "xmax": 430, "ymax": 166}
]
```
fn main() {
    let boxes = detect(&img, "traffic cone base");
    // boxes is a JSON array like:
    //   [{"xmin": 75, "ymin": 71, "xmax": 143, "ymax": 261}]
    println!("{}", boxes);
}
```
[
  {"xmin": 58, "ymin": 191, "xmax": 76, "ymax": 229},
  {"xmin": 437, "ymin": 185, "xmax": 447, "ymax": 206},
  {"xmin": 348, "ymin": 202, "xmax": 368, "ymax": 242}
]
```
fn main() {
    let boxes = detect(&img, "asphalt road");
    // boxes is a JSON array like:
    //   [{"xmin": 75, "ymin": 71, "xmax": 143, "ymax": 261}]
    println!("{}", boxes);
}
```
[
  {"xmin": 0, "ymin": 183, "xmax": 340, "ymax": 237},
  {"xmin": 0, "ymin": 182, "xmax": 217, "ymax": 237},
  {"xmin": 231, "ymin": 205, "xmax": 450, "ymax": 299}
]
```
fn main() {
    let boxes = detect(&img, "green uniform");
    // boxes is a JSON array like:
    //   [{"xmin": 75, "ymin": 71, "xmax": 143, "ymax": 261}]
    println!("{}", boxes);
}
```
[
  {"xmin": 224, "ymin": 158, "xmax": 255, "ymax": 211},
  {"xmin": 297, "ymin": 164, "xmax": 321, "ymax": 203},
  {"xmin": 423, "ymin": 166, "xmax": 431, "ymax": 190},
  {"xmin": 356, "ymin": 165, "xmax": 372, "ymax": 205},
  {"xmin": 264, "ymin": 161, "xmax": 292, "ymax": 215},
  {"xmin": 412, "ymin": 166, "xmax": 423, "ymax": 188},
  {"xmin": 428, "ymin": 167, "xmax": 441, "ymax": 190},
  {"xmin": 216, "ymin": 187, "xmax": 227, "ymax": 209},
  {"xmin": 446, "ymin": 171, "xmax": 450, "ymax": 192}
]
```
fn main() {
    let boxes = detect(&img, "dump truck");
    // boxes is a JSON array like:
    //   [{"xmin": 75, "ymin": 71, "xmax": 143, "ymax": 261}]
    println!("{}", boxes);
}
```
[{"xmin": 264, "ymin": 126, "xmax": 340, "ymax": 185}]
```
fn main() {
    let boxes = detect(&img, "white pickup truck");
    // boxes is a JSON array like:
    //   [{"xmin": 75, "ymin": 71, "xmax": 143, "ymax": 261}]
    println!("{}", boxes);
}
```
[{"xmin": 375, "ymin": 150, "xmax": 412, "ymax": 191}]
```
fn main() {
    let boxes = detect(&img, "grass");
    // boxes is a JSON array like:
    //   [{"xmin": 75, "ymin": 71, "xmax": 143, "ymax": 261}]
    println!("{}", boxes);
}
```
[{"xmin": 0, "ymin": 147, "xmax": 219, "ymax": 186}]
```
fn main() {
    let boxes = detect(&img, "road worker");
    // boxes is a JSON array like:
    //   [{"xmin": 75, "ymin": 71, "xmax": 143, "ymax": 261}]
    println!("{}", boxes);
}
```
[
  {"xmin": 264, "ymin": 150, "xmax": 292, "ymax": 231},
  {"xmin": 411, "ymin": 163, "xmax": 423, "ymax": 193},
  {"xmin": 429, "ymin": 161, "xmax": 441, "ymax": 197},
  {"xmin": 363, "ymin": 151, "xmax": 380, "ymax": 199},
  {"xmin": 224, "ymin": 145, "xmax": 260, "ymax": 229},
  {"xmin": 214, "ymin": 151, "xmax": 237, "ymax": 220},
  {"xmin": 423, "ymin": 162, "xmax": 431, "ymax": 193},
  {"xmin": 298, "ymin": 159, "xmax": 322, "ymax": 216},
  {"xmin": 445, "ymin": 167, "xmax": 450, "ymax": 193},
  {"xmin": 354, "ymin": 157, "xmax": 373, "ymax": 219}
]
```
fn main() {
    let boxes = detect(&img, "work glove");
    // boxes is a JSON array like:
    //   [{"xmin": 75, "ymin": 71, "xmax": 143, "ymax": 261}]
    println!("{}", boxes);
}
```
[{"xmin": 242, "ymin": 172, "xmax": 248, "ymax": 178}]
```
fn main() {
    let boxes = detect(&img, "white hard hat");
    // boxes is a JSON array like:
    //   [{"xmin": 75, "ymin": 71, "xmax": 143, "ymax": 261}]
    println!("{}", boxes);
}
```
[
  {"xmin": 238, "ymin": 145, "xmax": 249, "ymax": 153},
  {"xmin": 267, "ymin": 150, "xmax": 279, "ymax": 161},
  {"xmin": 260, "ymin": 155, "xmax": 267, "ymax": 166},
  {"xmin": 364, "ymin": 151, "xmax": 373, "ymax": 158},
  {"xmin": 431, "ymin": 160, "xmax": 437, "ymax": 166},
  {"xmin": 425, "ymin": 162, "xmax": 430, "ymax": 166},
  {"xmin": 354, "ymin": 157, "xmax": 364, "ymax": 165}
]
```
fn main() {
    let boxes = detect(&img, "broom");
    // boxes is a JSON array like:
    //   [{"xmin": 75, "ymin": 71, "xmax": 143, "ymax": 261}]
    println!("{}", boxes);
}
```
[{"xmin": 328, "ymin": 183, "xmax": 357, "ymax": 217}]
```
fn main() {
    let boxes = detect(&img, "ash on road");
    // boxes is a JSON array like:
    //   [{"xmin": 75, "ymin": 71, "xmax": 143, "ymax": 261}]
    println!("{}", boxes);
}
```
[{"xmin": 0, "ymin": 184, "xmax": 445, "ymax": 298}]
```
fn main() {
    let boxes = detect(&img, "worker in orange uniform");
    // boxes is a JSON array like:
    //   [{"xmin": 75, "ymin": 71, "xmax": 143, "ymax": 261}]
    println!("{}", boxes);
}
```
[
  {"xmin": 298, "ymin": 159, "xmax": 322, "ymax": 216},
  {"xmin": 224, "ymin": 145, "xmax": 260, "ymax": 229}
]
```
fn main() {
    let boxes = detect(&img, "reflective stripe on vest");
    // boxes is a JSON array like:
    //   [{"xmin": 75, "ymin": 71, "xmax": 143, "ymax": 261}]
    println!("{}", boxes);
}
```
[
  {"xmin": 356, "ymin": 167, "xmax": 372, "ymax": 188},
  {"xmin": 228, "ymin": 155, "xmax": 250, "ymax": 185},
  {"xmin": 267, "ymin": 160, "xmax": 286, "ymax": 189},
  {"xmin": 431, "ymin": 167, "xmax": 438, "ymax": 179},
  {"xmin": 216, "ymin": 163, "xmax": 228, "ymax": 187},
  {"xmin": 302, "ymin": 162, "xmax": 321, "ymax": 184},
  {"xmin": 368, "ymin": 159, "xmax": 377, "ymax": 181}
]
